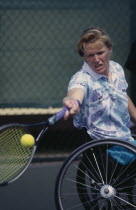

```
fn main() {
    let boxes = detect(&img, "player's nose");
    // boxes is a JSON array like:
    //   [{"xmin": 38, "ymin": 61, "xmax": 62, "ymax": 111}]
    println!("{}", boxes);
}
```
[{"xmin": 94, "ymin": 54, "xmax": 99, "ymax": 62}]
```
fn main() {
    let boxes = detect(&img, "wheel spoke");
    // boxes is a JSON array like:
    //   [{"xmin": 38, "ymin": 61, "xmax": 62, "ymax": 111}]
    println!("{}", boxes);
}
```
[
  {"xmin": 55, "ymin": 139, "xmax": 136, "ymax": 210},
  {"xmin": 111, "ymin": 197, "xmax": 124, "ymax": 210},
  {"xmin": 115, "ymin": 195, "xmax": 136, "ymax": 208},
  {"xmin": 65, "ymin": 177, "xmax": 100, "ymax": 191},
  {"xmin": 80, "ymin": 154, "xmax": 103, "ymax": 185},
  {"xmin": 91, "ymin": 148, "xmax": 105, "ymax": 185}
]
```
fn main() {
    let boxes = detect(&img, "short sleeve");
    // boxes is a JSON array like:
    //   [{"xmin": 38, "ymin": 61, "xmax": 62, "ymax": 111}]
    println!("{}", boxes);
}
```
[
  {"xmin": 110, "ymin": 61, "xmax": 128, "ymax": 90},
  {"xmin": 68, "ymin": 70, "xmax": 88, "ymax": 92},
  {"xmin": 116, "ymin": 63, "xmax": 128, "ymax": 89}
]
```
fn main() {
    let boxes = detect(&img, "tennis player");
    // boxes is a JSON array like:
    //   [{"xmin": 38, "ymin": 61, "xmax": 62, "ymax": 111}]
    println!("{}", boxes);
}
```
[
  {"xmin": 63, "ymin": 27, "xmax": 136, "ymax": 208},
  {"xmin": 63, "ymin": 27, "xmax": 136, "ymax": 141}
]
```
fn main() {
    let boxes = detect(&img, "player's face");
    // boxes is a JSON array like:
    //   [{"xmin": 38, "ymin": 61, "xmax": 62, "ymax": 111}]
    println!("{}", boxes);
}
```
[{"xmin": 83, "ymin": 40, "xmax": 112, "ymax": 76}]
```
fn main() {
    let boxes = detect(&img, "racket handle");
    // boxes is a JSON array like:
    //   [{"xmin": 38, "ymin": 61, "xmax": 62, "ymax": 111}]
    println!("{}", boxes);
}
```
[{"xmin": 48, "ymin": 100, "xmax": 81, "ymax": 125}]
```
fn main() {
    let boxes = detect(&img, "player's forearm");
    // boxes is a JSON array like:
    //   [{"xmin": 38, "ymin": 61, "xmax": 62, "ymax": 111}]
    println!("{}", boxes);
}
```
[
  {"xmin": 128, "ymin": 95, "xmax": 136, "ymax": 124},
  {"xmin": 130, "ymin": 113, "xmax": 136, "ymax": 125},
  {"xmin": 63, "ymin": 88, "xmax": 85, "ymax": 120}
]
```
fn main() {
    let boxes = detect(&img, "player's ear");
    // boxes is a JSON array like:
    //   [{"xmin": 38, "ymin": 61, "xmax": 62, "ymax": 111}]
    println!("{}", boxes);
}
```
[{"xmin": 109, "ymin": 47, "xmax": 112, "ymax": 53}]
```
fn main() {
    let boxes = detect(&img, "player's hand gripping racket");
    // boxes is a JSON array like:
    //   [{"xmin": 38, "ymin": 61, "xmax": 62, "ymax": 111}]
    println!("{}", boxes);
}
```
[{"xmin": 0, "ymin": 101, "xmax": 81, "ymax": 186}]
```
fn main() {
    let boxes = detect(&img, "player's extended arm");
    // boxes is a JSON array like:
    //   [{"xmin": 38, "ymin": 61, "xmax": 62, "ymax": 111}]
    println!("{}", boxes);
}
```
[
  {"xmin": 63, "ymin": 88, "xmax": 85, "ymax": 120},
  {"xmin": 128, "ymin": 95, "xmax": 136, "ymax": 124}
]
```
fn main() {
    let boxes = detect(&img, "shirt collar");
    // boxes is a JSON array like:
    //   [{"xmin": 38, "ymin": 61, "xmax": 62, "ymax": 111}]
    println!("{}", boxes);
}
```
[
  {"xmin": 82, "ymin": 62, "xmax": 103, "ymax": 80},
  {"xmin": 82, "ymin": 61, "xmax": 117, "ymax": 82}
]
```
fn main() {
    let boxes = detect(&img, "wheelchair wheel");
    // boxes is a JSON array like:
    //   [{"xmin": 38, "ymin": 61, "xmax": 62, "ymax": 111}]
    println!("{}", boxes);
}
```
[{"xmin": 55, "ymin": 139, "xmax": 136, "ymax": 210}]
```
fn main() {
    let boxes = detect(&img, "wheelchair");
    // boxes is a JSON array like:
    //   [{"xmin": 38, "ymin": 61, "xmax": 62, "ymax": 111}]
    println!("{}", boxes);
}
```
[{"xmin": 55, "ymin": 134, "xmax": 136, "ymax": 210}]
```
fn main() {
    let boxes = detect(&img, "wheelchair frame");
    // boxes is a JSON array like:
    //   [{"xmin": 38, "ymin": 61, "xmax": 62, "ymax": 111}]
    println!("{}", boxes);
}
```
[{"xmin": 55, "ymin": 137, "xmax": 136, "ymax": 210}]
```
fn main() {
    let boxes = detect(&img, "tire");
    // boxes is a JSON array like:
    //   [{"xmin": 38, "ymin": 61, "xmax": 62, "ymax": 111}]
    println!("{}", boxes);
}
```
[{"xmin": 55, "ymin": 139, "xmax": 136, "ymax": 210}]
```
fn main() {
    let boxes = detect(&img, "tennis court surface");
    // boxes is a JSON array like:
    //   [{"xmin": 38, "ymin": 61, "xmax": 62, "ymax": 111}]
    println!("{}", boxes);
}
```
[{"xmin": 0, "ymin": 161, "xmax": 62, "ymax": 210}]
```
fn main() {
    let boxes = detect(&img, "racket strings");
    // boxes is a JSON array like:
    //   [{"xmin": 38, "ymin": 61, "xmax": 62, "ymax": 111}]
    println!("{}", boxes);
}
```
[{"xmin": 0, "ymin": 127, "xmax": 33, "ymax": 184}]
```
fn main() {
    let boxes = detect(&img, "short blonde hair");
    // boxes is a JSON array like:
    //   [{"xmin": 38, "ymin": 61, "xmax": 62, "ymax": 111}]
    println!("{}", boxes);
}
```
[{"xmin": 77, "ymin": 27, "xmax": 112, "ymax": 57}]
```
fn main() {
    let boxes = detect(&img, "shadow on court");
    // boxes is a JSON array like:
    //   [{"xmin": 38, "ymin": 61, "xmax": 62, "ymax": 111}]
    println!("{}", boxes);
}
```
[{"xmin": 0, "ymin": 161, "xmax": 62, "ymax": 210}]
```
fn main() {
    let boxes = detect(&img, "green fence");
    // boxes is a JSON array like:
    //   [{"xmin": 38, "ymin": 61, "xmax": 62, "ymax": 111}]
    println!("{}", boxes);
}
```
[
  {"xmin": 0, "ymin": 0, "xmax": 135, "ymax": 154},
  {"xmin": 0, "ymin": 0, "xmax": 135, "ymax": 108}
]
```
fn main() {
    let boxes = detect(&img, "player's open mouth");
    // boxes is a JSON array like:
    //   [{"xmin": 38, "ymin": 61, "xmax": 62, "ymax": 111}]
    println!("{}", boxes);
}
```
[{"xmin": 95, "ymin": 64, "xmax": 103, "ymax": 70}]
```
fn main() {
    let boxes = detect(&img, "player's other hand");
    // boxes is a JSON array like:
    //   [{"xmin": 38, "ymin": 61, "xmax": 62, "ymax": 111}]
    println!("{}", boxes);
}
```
[{"xmin": 63, "ymin": 97, "xmax": 81, "ymax": 120}]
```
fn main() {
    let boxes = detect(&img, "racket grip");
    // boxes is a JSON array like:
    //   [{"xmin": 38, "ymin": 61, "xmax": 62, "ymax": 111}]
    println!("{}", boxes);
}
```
[
  {"xmin": 56, "ymin": 107, "xmax": 68, "ymax": 120},
  {"xmin": 48, "ymin": 100, "xmax": 81, "ymax": 125}
]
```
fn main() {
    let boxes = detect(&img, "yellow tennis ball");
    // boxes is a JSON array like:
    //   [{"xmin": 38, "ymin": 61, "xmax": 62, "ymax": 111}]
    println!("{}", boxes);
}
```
[{"xmin": 21, "ymin": 134, "xmax": 35, "ymax": 147}]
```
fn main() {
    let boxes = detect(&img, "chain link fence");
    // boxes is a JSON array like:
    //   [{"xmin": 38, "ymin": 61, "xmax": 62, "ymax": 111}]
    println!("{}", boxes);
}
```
[
  {"xmin": 0, "ymin": 0, "xmax": 135, "ymax": 154},
  {"xmin": 0, "ymin": 0, "xmax": 134, "ymax": 108}
]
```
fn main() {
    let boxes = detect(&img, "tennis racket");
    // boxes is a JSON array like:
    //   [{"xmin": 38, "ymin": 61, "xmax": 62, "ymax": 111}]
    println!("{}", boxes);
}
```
[{"xmin": 0, "ymin": 101, "xmax": 80, "ymax": 186}]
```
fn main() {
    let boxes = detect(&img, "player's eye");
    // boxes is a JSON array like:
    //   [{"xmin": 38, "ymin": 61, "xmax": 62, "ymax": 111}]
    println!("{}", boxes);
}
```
[
  {"xmin": 97, "ymin": 51, "xmax": 104, "ymax": 55},
  {"xmin": 87, "ymin": 54, "xmax": 93, "ymax": 57}
]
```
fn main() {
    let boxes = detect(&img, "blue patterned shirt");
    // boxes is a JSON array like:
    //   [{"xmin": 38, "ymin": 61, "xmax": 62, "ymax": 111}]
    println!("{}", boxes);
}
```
[{"xmin": 68, "ymin": 61, "xmax": 133, "ymax": 141}]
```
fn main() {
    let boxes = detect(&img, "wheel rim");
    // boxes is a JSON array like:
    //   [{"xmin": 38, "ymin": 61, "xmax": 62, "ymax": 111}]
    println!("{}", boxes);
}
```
[{"xmin": 55, "ymin": 139, "xmax": 136, "ymax": 210}]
